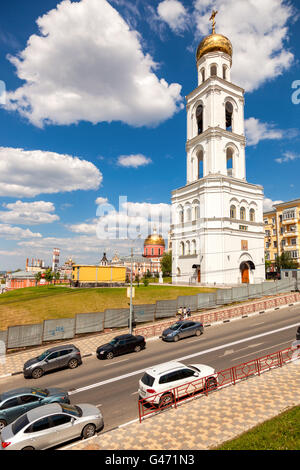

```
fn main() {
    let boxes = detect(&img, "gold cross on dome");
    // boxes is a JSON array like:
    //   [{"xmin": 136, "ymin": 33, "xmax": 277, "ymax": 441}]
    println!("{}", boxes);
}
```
[{"xmin": 209, "ymin": 10, "xmax": 218, "ymax": 34}]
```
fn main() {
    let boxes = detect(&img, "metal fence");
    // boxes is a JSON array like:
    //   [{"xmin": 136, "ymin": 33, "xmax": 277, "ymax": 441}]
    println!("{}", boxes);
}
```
[
  {"xmin": 138, "ymin": 344, "xmax": 299, "ymax": 422},
  {"xmin": 0, "ymin": 278, "xmax": 297, "ymax": 352}
]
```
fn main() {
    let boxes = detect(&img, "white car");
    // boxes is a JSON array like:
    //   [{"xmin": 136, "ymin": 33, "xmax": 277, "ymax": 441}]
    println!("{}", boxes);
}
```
[{"xmin": 138, "ymin": 361, "xmax": 217, "ymax": 407}]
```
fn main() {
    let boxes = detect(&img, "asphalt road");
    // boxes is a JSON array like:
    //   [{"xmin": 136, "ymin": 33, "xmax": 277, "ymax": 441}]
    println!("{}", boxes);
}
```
[{"xmin": 0, "ymin": 304, "xmax": 299, "ymax": 435}]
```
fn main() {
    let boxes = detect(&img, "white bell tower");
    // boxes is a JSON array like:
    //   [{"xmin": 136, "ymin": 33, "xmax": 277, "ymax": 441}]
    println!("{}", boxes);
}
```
[{"xmin": 171, "ymin": 12, "xmax": 265, "ymax": 286}]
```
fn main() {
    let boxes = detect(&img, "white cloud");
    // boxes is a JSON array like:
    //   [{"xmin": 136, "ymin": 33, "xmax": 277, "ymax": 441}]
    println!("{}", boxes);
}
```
[
  {"xmin": 4, "ymin": 0, "xmax": 183, "ymax": 128},
  {"xmin": 117, "ymin": 154, "xmax": 152, "ymax": 168},
  {"xmin": 0, "ymin": 224, "xmax": 42, "ymax": 240},
  {"xmin": 194, "ymin": 0, "xmax": 295, "ymax": 92},
  {"xmin": 263, "ymin": 198, "xmax": 284, "ymax": 212},
  {"xmin": 275, "ymin": 151, "xmax": 300, "ymax": 164},
  {"xmin": 157, "ymin": 0, "xmax": 189, "ymax": 33},
  {"xmin": 245, "ymin": 118, "xmax": 284, "ymax": 146},
  {"xmin": 95, "ymin": 197, "xmax": 108, "ymax": 205},
  {"xmin": 0, "ymin": 201, "xmax": 59, "ymax": 225},
  {"xmin": 68, "ymin": 200, "xmax": 171, "ymax": 240},
  {"xmin": 0, "ymin": 147, "xmax": 102, "ymax": 197}
]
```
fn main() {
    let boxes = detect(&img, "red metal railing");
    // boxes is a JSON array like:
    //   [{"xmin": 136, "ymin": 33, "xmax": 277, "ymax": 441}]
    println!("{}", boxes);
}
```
[{"xmin": 138, "ymin": 345, "xmax": 298, "ymax": 423}]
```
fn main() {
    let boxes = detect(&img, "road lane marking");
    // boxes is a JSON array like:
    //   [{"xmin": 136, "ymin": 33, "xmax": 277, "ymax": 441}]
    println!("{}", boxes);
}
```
[
  {"xmin": 68, "ymin": 322, "xmax": 299, "ymax": 395},
  {"xmin": 103, "ymin": 358, "xmax": 129, "ymax": 367},
  {"xmin": 231, "ymin": 340, "xmax": 292, "ymax": 361}
]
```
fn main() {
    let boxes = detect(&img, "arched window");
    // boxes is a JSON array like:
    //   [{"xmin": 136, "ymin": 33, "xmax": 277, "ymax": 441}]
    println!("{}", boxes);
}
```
[
  {"xmin": 196, "ymin": 105, "xmax": 203, "ymax": 135},
  {"xmin": 193, "ymin": 201, "xmax": 200, "ymax": 220},
  {"xmin": 178, "ymin": 205, "xmax": 184, "ymax": 224},
  {"xmin": 225, "ymin": 101, "xmax": 233, "ymax": 131},
  {"xmin": 230, "ymin": 205, "xmax": 236, "ymax": 219},
  {"xmin": 180, "ymin": 242, "xmax": 185, "ymax": 256},
  {"xmin": 198, "ymin": 150, "xmax": 204, "ymax": 178},
  {"xmin": 185, "ymin": 205, "xmax": 192, "ymax": 222},
  {"xmin": 186, "ymin": 241, "xmax": 190, "ymax": 255},
  {"xmin": 240, "ymin": 207, "xmax": 246, "ymax": 221},
  {"xmin": 201, "ymin": 68, "xmax": 205, "ymax": 83},
  {"xmin": 192, "ymin": 240, "xmax": 196, "ymax": 254},
  {"xmin": 223, "ymin": 65, "xmax": 227, "ymax": 80},
  {"xmin": 250, "ymin": 208, "xmax": 255, "ymax": 222},
  {"xmin": 158, "ymin": 248, "xmax": 161, "ymax": 256},
  {"xmin": 210, "ymin": 65, "xmax": 217, "ymax": 77},
  {"xmin": 226, "ymin": 147, "xmax": 233, "ymax": 176}
]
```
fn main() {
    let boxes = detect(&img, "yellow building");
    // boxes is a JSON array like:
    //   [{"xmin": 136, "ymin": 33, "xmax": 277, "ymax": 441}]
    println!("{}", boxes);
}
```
[
  {"xmin": 264, "ymin": 198, "xmax": 300, "ymax": 273},
  {"xmin": 72, "ymin": 265, "xmax": 126, "ymax": 287}
]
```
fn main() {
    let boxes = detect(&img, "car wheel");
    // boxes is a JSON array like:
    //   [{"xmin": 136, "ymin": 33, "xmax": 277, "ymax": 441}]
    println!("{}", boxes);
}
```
[
  {"xmin": 158, "ymin": 393, "xmax": 174, "ymax": 408},
  {"xmin": 195, "ymin": 329, "xmax": 201, "ymax": 336},
  {"xmin": 31, "ymin": 368, "xmax": 43, "ymax": 379},
  {"xmin": 82, "ymin": 423, "xmax": 96, "ymax": 439},
  {"xmin": 205, "ymin": 377, "xmax": 217, "ymax": 391},
  {"xmin": 21, "ymin": 446, "xmax": 35, "ymax": 450},
  {"xmin": 68, "ymin": 358, "xmax": 79, "ymax": 369},
  {"xmin": 173, "ymin": 335, "xmax": 179, "ymax": 342},
  {"xmin": 134, "ymin": 345, "xmax": 141, "ymax": 353},
  {"xmin": 106, "ymin": 352, "xmax": 114, "ymax": 360},
  {"xmin": 0, "ymin": 419, "xmax": 7, "ymax": 431}
]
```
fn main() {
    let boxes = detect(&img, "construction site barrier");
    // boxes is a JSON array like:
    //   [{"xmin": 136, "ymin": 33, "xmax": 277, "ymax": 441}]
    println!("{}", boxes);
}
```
[{"xmin": 138, "ymin": 345, "xmax": 299, "ymax": 423}]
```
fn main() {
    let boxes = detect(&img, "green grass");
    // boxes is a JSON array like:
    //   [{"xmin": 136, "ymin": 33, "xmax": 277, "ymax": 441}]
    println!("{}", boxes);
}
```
[
  {"xmin": 0, "ymin": 285, "xmax": 215, "ymax": 330},
  {"xmin": 214, "ymin": 406, "xmax": 300, "ymax": 450}
]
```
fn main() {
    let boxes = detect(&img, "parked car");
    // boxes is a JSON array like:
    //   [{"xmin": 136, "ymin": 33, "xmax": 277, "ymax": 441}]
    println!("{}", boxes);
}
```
[
  {"xmin": 23, "ymin": 344, "xmax": 82, "ymax": 379},
  {"xmin": 0, "ymin": 387, "xmax": 70, "ymax": 431},
  {"xmin": 0, "ymin": 402, "xmax": 104, "ymax": 450},
  {"xmin": 161, "ymin": 321, "xmax": 204, "ymax": 342},
  {"xmin": 96, "ymin": 334, "xmax": 146, "ymax": 360},
  {"xmin": 138, "ymin": 361, "xmax": 216, "ymax": 407}
]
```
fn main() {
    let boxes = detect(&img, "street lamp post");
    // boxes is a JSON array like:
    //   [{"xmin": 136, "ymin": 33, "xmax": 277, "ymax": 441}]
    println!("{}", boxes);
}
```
[{"xmin": 129, "ymin": 235, "xmax": 141, "ymax": 334}]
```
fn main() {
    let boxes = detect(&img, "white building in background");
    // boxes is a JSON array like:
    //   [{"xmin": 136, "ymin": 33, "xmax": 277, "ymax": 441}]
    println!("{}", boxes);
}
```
[{"xmin": 171, "ymin": 15, "xmax": 265, "ymax": 286}]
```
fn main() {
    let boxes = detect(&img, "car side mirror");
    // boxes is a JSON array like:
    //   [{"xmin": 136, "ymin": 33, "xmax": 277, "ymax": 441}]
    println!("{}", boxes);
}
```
[{"xmin": 71, "ymin": 417, "xmax": 75, "ymax": 425}]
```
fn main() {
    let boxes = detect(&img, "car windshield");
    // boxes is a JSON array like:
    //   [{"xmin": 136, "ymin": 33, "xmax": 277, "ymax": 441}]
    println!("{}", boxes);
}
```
[
  {"xmin": 60, "ymin": 404, "xmax": 82, "ymax": 417},
  {"xmin": 37, "ymin": 350, "xmax": 51, "ymax": 361},
  {"xmin": 31, "ymin": 388, "xmax": 49, "ymax": 397},
  {"xmin": 169, "ymin": 322, "xmax": 181, "ymax": 331},
  {"xmin": 141, "ymin": 373, "xmax": 155, "ymax": 387},
  {"xmin": 12, "ymin": 414, "xmax": 30, "ymax": 435}
]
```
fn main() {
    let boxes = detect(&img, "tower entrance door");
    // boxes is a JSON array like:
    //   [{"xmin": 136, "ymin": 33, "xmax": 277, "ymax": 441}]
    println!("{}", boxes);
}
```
[{"xmin": 240, "ymin": 262, "xmax": 250, "ymax": 284}]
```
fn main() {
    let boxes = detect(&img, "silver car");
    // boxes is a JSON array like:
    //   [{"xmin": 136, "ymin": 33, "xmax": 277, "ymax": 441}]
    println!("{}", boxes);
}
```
[
  {"xmin": 0, "ymin": 403, "xmax": 104, "ymax": 450},
  {"xmin": 161, "ymin": 320, "xmax": 204, "ymax": 342}
]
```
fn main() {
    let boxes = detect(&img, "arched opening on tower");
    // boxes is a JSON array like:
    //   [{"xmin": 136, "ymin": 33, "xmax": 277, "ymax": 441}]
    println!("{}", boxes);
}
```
[
  {"xmin": 225, "ymin": 101, "xmax": 233, "ymax": 132},
  {"xmin": 198, "ymin": 150, "xmax": 204, "ymax": 178},
  {"xmin": 226, "ymin": 147, "xmax": 233, "ymax": 176},
  {"xmin": 240, "ymin": 261, "xmax": 255, "ymax": 284},
  {"xmin": 196, "ymin": 105, "xmax": 203, "ymax": 135},
  {"xmin": 210, "ymin": 65, "xmax": 217, "ymax": 77}
]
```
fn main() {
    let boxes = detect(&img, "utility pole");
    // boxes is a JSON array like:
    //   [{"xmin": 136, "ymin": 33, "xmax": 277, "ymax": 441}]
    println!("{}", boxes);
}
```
[{"xmin": 129, "ymin": 247, "xmax": 133, "ymax": 335}]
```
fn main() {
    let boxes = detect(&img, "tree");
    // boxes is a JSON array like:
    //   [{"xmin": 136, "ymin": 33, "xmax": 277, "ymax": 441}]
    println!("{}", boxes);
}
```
[
  {"xmin": 34, "ymin": 271, "xmax": 42, "ymax": 287},
  {"xmin": 160, "ymin": 251, "xmax": 172, "ymax": 276},
  {"xmin": 275, "ymin": 252, "xmax": 298, "ymax": 272},
  {"xmin": 54, "ymin": 272, "xmax": 60, "ymax": 285},
  {"xmin": 44, "ymin": 269, "xmax": 54, "ymax": 285}
]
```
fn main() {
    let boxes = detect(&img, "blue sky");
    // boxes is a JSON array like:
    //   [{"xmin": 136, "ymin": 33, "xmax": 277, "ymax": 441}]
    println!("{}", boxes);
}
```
[{"xmin": 0, "ymin": 0, "xmax": 299, "ymax": 270}]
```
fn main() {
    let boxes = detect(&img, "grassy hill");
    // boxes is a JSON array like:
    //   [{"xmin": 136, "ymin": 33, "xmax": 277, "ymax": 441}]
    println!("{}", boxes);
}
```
[{"xmin": 0, "ymin": 285, "xmax": 215, "ymax": 330}]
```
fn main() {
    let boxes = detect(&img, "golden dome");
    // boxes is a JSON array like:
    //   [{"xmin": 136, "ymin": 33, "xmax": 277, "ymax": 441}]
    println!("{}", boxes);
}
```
[
  {"xmin": 144, "ymin": 229, "xmax": 165, "ymax": 247},
  {"xmin": 196, "ymin": 33, "xmax": 232, "ymax": 62}
]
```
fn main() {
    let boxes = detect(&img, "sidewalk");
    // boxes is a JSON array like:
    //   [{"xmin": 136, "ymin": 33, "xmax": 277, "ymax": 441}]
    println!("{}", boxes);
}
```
[{"xmin": 63, "ymin": 360, "xmax": 300, "ymax": 450}]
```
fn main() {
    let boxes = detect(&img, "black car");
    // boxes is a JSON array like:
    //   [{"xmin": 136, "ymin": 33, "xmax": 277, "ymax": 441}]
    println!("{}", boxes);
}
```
[
  {"xmin": 96, "ymin": 334, "xmax": 146, "ymax": 360},
  {"xmin": 23, "ymin": 344, "xmax": 82, "ymax": 379},
  {"xmin": 161, "ymin": 321, "xmax": 204, "ymax": 342}
]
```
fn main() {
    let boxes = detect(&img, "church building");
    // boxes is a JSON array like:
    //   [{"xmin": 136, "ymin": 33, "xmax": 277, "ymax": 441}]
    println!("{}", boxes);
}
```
[{"xmin": 171, "ymin": 12, "xmax": 265, "ymax": 285}]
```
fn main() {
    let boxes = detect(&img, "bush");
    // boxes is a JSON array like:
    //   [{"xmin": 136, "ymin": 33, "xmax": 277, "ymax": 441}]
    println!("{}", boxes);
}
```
[{"xmin": 142, "ymin": 278, "xmax": 149, "ymax": 287}]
